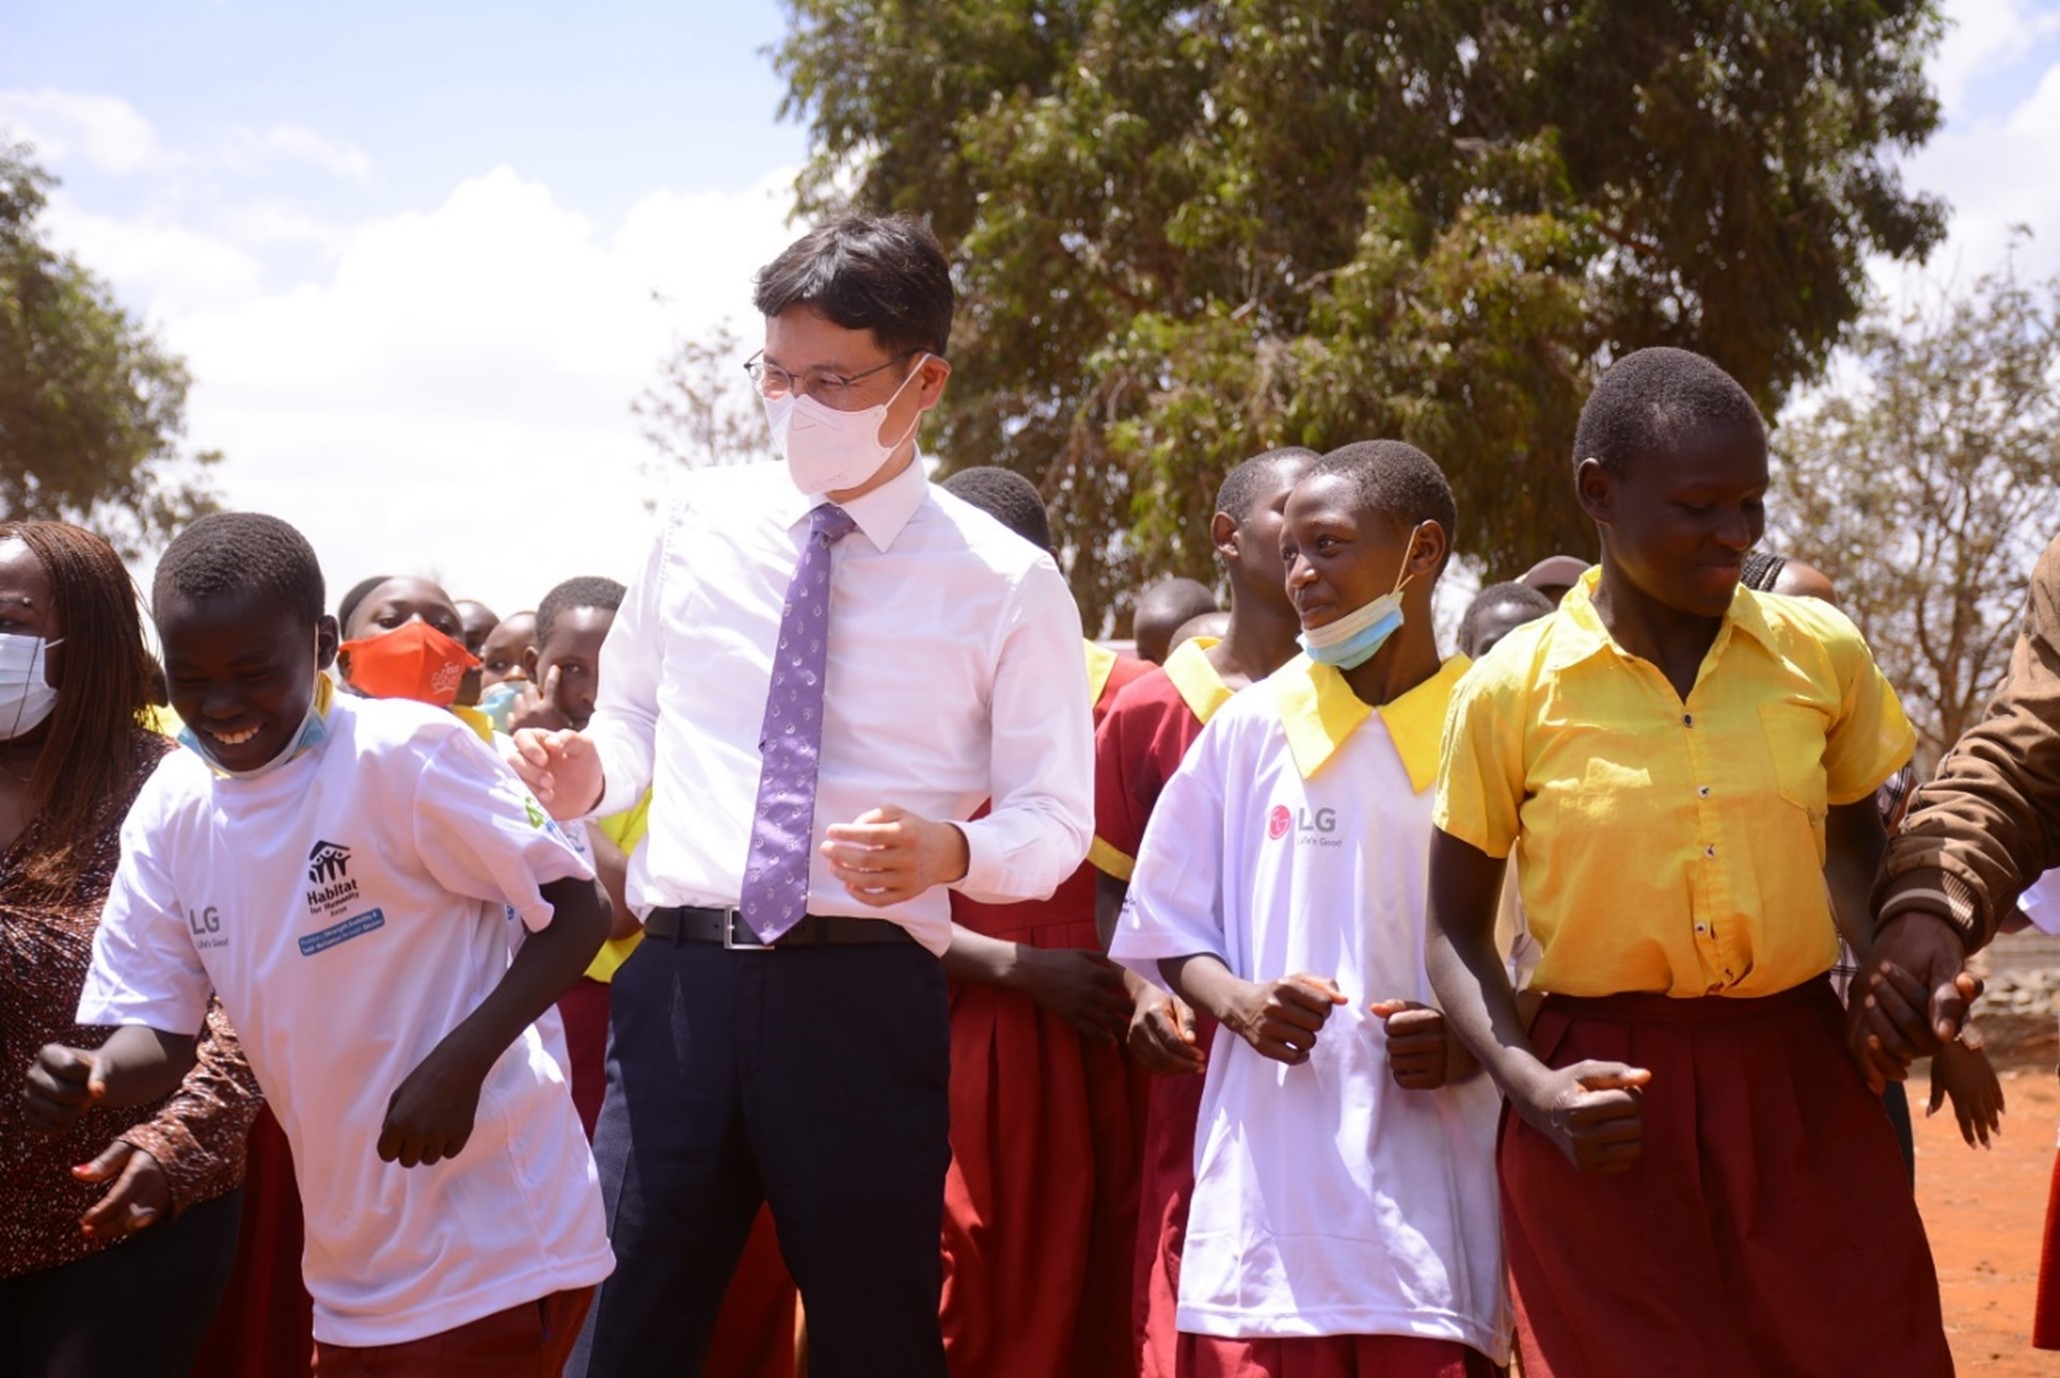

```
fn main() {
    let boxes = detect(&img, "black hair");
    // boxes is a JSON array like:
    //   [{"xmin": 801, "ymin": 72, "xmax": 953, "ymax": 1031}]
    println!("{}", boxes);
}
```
[
  {"xmin": 536, "ymin": 576, "xmax": 626, "ymax": 647},
  {"xmin": 1741, "ymin": 550, "xmax": 1788, "ymax": 593},
  {"xmin": 753, "ymin": 213, "xmax": 955, "ymax": 360},
  {"xmin": 1457, "ymin": 581, "xmax": 1553, "ymax": 656},
  {"xmin": 1216, "ymin": 447, "xmax": 1318, "ymax": 525},
  {"xmin": 154, "ymin": 512, "xmax": 325, "ymax": 625},
  {"xmin": 1135, "ymin": 578, "xmax": 1218, "ymax": 627},
  {"xmin": 1306, "ymin": 440, "xmax": 1458, "ymax": 568},
  {"xmin": 336, "ymin": 573, "xmax": 392, "ymax": 634},
  {"xmin": 941, "ymin": 466, "xmax": 1053, "ymax": 553},
  {"xmin": 1573, "ymin": 347, "xmax": 1766, "ymax": 478}
]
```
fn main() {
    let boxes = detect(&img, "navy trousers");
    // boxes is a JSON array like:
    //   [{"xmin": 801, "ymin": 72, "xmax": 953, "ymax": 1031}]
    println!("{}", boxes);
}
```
[{"xmin": 569, "ymin": 933, "xmax": 951, "ymax": 1378}]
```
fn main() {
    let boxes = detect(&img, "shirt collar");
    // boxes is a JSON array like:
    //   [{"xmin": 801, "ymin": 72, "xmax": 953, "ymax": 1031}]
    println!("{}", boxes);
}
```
[
  {"xmin": 1543, "ymin": 567, "xmax": 1780, "ymax": 674},
  {"xmin": 1084, "ymin": 639, "xmax": 1119, "ymax": 706},
  {"xmin": 779, "ymin": 450, "xmax": 930, "ymax": 552},
  {"xmin": 1271, "ymin": 652, "xmax": 1471, "ymax": 789},
  {"xmin": 1162, "ymin": 637, "xmax": 1235, "ymax": 725}
]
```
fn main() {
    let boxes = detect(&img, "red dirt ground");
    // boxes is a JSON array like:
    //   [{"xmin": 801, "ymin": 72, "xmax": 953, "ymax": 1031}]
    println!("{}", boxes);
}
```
[{"xmin": 1917, "ymin": 1038, "xmax": 2060, "ymax": 1375}]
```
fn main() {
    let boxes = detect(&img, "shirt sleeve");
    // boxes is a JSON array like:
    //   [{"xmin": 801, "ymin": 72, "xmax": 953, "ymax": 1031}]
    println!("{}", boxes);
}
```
[
  {"xmin": 1090, "ymin": 696, "xmax": 1143, "ymax": 882},
  {"xmin": 1881, "ymin": 536, "xmax": 2060, "ymax": 946},
  {"xmin": 117, "ymin": 1000, "xmax": 263, "ymax": 1218},
  {"xmin": 587, "ymin": 505, "xmax": 670, "ymax": 819},
  {"xmin": 1433, "ymin": 661, "xmax": 1527, "ymax": 860},
  {"xmin": 412, "ymin": 732, "xmax": 598, "ymax": 933},
  {"xmin": 1109, "ymin": 724, "xmax": 1230, "ymax": 978},
  {"xmin": 76, "ymin": 789, "xmax": 215, "ymax": 1037},
  {"xmin": 953, "ymin": 558, "xmax": 1095, "ymax": 904},
  {"xmin": 1816, "ymin": 607, "xmax": 1917, "ymax": 806}
]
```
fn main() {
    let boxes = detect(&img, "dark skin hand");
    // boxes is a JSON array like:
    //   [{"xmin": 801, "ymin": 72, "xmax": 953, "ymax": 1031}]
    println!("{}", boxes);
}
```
[
  {"xmin": 943, "ymin": 926, "xmax": 1131, "ymax": 1044},
  {"xmin": 1855, "ymin": 911, "xmax": 1982, "ymax": 1088},
  {"xmin": 1368, "ymin": 1000, "xmax": 1478, "ymax": 1090},
  {"xmin": 1125, "ymin": 972, "xmax": 1207, "ymax": 1075},
  {"xmin": 1425, "ymin": 830, "xmax": 1652, "ymax": 1174},
  {"xmin": 21, "ymin": 1028, "xmax": 194, "ymax": 1240},
  {"xmin": 1161, "ymin": 954, "xmax": 1346, "ymax": 1067},
  {"xmin": 378, "ymin": 873, "xmax": 608, "ymax": 1167}
]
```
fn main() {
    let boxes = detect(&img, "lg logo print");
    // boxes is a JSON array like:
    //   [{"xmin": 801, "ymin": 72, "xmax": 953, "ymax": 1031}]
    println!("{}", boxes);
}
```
[{"xmin": 1268, "ymin": 804, "xmax": 1340, "ymax": 846}]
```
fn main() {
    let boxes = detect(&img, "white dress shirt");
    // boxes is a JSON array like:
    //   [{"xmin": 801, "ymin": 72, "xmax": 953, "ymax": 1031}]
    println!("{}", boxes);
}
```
[{"xmin": 585, "ymin": 455, "xmax": 1093, "ymax": 954}]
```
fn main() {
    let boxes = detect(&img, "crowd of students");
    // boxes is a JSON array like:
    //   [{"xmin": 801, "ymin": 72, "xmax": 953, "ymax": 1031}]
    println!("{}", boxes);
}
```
[{"xmin": 1, "ymin": 208, "xmax": 2056, "ymax": 1378}]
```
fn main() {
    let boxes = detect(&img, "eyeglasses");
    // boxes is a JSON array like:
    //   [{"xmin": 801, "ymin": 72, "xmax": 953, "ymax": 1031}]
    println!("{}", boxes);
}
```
[{"xmin": 743, "ymin": 350, "xmax": 920, "ymax": 409}]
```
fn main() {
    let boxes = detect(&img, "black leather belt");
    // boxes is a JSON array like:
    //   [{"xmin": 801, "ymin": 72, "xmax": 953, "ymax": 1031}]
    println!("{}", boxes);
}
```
[{"xmin": 643, "ymin": 905, "xmax": 915, "ymax": 949}]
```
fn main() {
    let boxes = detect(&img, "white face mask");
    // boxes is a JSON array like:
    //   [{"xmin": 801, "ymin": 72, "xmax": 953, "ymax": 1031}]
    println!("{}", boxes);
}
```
[
  {"xmin": 0, "ymin": 631, "xmax": 61, "ymax": 741},
  {"xmin": 761, "ymin": 354, "xmax": 930, "ymax": 496}
]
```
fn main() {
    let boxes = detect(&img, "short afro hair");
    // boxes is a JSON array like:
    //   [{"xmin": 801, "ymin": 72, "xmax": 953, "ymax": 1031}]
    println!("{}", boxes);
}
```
[
  {"xmin": 536, "ymin": 576, "xmax": 627, "ymax": 647},
  {"xmin": 1304, "ymin": 440, "xmax": 1458, "ymax": 569},
  {"xmin": 1215, "ymin": 447, "xmax": 1318, "ymax": 525},
  {"xmin": 753, "ymin": 213, "xmax": 954, "ymax": 361},
  {"xmin": 336, "ymin": 573, "xmax": 394, "ymax": 634},
  {"xmin": 1574, "ymin": 347, "xmax": 1765, "ymax": 477},
  {"xmin": 1457, "ymin": 581, "xmax": 1552, "ymax": 657},
  {"xmin": 941, "ymin": 466, "xmax": 1052, "ymax": 553},
  {"xmin": 155, "ymin": 512, "xmax": 325, "ymax": 625}
]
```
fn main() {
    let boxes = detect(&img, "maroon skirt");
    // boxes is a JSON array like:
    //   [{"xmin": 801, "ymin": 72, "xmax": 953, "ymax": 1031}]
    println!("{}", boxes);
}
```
[
  {"xmin": 1500, "ymin": 979, "xmax": 1953, "ymax": 1378},
  {"xmin": 2035, "ymin": 1149, "xmax": 2060, "ymax": 1350}
]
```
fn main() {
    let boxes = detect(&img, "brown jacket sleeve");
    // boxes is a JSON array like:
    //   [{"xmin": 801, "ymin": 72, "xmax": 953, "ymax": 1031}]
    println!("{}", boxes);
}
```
[
  {"xmin": 1877, "ymin": 536, "xmax": 2060, "ymax": 949},
  {"xmin": 116, "ymin": 1000, "xmax": 262, "ymax": 1217}
]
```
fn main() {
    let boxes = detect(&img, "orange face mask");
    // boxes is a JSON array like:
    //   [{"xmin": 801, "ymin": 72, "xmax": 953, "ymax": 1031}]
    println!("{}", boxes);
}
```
[{"xmin": 340, "ymin": 622, "xmax": 480, "ymax": 707}]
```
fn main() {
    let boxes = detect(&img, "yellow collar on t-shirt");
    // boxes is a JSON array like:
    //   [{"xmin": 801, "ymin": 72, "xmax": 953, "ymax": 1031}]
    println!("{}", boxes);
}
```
[
  {"xmin": 1272, "ymin": 652, "xmax": 1471, "ymax": 790},
  {"xmin": 1162, "ymin": 636, "xmax": 1234, "ymax": 725},
  {"xmin": 450, "ymin": 703, "xmax": 495, "ymax": 744},
  {"xmin": 1085, "ymin": 639, "xmax": 1119, "ymax": 707}
]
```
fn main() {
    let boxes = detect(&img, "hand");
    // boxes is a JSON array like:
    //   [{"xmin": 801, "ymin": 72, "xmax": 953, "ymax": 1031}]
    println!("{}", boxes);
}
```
[
  {"xmin": 377, "ymin": 1043, "xmax": 488, "ymax": 1169},
  {"xmin": 1011, "ymin": 947, "xmax": 1131, "ymax": 1043},
  {"xmin": 1928, "ymin": 1033, "xmax": 2005, "ymax": 1149},
  {"xmin": 1370, "ymin": 999, "xmax": 1461, "ymax": 1090},
  {"xmin": 1222, "ymin": 974, "xmax": 1347, "ymax": 1066},
  {"xmin": 1855, "ymin": 912, "xmax": 1980, "ymax": 1090},
  {"xmin": 21, "ymin": 1045, "xmax": 105, "ymax": 1134},
  {"xmin": 75, "ymin": 1141, "xmax": 171, "ymax": 1238},
  {"xmin": 820, "ymin": 806, "xmax": 970, "ymax": 907},
  {"xmin": 1127, "ymin": 983, "xmax": 1207, "ymax": 1076},
  {"xmin": 510, "ymin": 728, "xmax": 603, "ymax": 819},
  {"xmin": 1513, "ymin": 1060, "xmax": 1652, "ymax": 1174},
  {"xmin": 505, "ymin": 667, "xmax": 572, "ymax": 735}
]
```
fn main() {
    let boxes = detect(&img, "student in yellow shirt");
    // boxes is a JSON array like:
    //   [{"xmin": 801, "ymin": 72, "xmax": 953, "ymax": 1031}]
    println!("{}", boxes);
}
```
[{"xmin": 1425, "ymin": 347, "xmax": 1953, "ymax": 1378}]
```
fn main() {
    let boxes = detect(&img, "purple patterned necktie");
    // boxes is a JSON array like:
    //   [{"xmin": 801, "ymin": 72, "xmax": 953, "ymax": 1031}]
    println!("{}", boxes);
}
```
[{"xmin": 739, "ymin": 502, "xmax": 857, "ymax": 943}]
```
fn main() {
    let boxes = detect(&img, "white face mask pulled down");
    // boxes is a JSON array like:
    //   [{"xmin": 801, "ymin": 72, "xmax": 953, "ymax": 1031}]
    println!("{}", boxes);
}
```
[
  {"xmin": 0, "ymin": 631, "xmax": 61, "ymax": 741},
  {"xmin": 761, "ymin": 354, "xmax": 930, "ymax": 496}
]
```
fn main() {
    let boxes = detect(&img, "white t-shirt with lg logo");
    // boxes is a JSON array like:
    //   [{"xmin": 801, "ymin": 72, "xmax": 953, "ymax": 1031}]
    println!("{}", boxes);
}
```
[
  {"xmin": 1110, "ymin": 668, "xmax": 1507, "ymax": 1355},
  {"xmin": 79, "ymin": 694, "xmax": 614, "ymax": 1347}
]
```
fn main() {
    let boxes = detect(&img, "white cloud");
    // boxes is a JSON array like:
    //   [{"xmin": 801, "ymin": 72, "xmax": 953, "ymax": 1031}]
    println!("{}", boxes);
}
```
[
  {"xmin": 145, "ymin": 166, "xmax": 797, "ymax": 611},
  {"xmin": 41, "ymin": 190, "xmax": 271, "ymax": 314},
  {"xmin": 0, "ymin": 89, "xmax": 160, "ymax": 172},
  {"xmin": 224, "ymin": 124, "xmax": 375, "ymax": 183},
  {"xmin": 1929, "ymin": 0, "xmax": 2060, "ymax": 113}
]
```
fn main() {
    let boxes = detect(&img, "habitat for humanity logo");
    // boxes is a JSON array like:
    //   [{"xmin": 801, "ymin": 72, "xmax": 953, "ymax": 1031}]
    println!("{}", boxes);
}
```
[
  {"xmin": 1267, "ymin": 804, "xmax": 1342, "ymax": 847},
  {"xmin": 306, "ymin": 840, "xmax": 360, "ymax": 916}
]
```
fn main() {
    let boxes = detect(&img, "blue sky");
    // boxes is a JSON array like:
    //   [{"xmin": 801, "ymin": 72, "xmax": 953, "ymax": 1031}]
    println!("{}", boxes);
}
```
[{"xmin": 3, "ymin": 0, "xmax": 2059, "ymax": 611}]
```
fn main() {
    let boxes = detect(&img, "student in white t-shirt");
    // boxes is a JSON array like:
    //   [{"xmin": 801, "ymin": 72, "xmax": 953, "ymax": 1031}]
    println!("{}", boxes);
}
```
[
  {"xmin": 22, "ymin": 514, "xmax": 615, "ymax": 1378},
  {"xmin": 1111, "ymin": 442, "xmax": 1508, "ymax": 1377}
]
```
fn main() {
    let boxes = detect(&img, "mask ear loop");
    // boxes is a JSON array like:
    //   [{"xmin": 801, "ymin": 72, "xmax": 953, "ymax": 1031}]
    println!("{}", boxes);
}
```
[
  {"xmin": 877, "ymin": 352, "xmax": 933, "ymax": 454},
  {"xmin": 1389, "ymin": 522, "xmax": 1430, "ymax": 598}
]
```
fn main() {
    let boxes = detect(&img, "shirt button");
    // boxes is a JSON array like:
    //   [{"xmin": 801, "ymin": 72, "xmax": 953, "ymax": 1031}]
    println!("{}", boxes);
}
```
[
  {"xmin": 1682, "ymin": 713, "xmax": 1694, "ymax": 726},
  {"xmin": 1698, "ymin": 786, "xmax": 1711, "ymax": 798},
  {"xmin": 1705, "ymin": 845, "xmax": 1717, "ymax": 858},
  {"xmin": 1696, "ymin": 924, "xmax": 1709, "ymax": 934}
]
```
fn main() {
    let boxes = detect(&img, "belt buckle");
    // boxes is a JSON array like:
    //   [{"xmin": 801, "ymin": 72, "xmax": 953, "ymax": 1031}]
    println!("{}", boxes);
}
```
[{"xmin": 721, "ymin": 909, "xmax": 774, "ymax": 951}]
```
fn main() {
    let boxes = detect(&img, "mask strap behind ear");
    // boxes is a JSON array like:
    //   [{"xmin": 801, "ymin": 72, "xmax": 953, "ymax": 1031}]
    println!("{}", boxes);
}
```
[{"xmin": 1390, "ymin": 522, "xmax": 1430, "ymax": 597}]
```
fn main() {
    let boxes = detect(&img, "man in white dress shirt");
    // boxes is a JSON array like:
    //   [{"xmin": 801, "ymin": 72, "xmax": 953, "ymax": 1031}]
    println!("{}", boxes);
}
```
[{"xmin": 513, "ymin": 213, "xmax": 1094, "ymax": 1378}]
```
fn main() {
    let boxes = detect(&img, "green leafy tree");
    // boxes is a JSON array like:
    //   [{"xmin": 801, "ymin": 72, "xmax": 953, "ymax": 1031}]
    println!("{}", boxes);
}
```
[
  {"xmin": 774, "ymin": 0, "xmax": 1946, "ymax": 629},
  {"xmin": 1773, "ymin": 250, "xmax": 2060, "ymax": 765},
  {"xmin": 0, "ymin": 142, "xmax": 218, "ymax": 556}
]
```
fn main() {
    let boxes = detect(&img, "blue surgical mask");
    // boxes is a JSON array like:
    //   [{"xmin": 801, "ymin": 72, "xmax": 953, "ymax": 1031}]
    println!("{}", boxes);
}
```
[
  {"xmin": 1297, "ymin": 525, "xmax": 1425, "ymax": 671},
  {"xmin": 180, "ymin": 671, "xmax": 334, "ymax": 780},
  {"xmin": 478, "ymin": 680, "xmax": 522, "ymax": 733}
]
